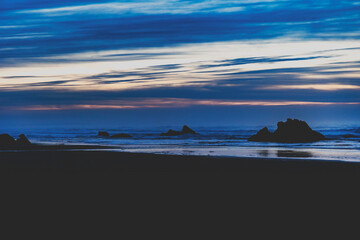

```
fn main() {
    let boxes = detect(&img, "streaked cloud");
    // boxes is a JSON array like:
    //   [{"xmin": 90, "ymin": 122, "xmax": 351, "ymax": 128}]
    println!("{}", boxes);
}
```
[
  {"xmin": 260, "ymin": 84, "xmax": 360, "ymax": 91},
  {"xmin": 12, "ymin": 98, "xmax": 360, "ymax": 111},
  {"xmin": 16, "ymin": 0, "xmax": 280, "ymax": 16},
  {"xmin": 1, "ymin": 0, "xmax": 360, "ymax": 126},
  {"xmin": 1, "ymin": 39, "xmax": 359, "ymax": 93},
  {"xmin": 2, "ymin": 0, "xmax": 360, "ymax": 67}
]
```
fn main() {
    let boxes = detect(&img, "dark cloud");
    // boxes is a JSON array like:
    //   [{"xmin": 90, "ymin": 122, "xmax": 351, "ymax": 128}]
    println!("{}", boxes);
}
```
[
  {"xmin": 198, "ymin": 56, "xmax": 333, "ymax": 69},
  {"xmin": 3, "ymin": 75, "xmax": 43, "ymax": 79},
  {"xmin": 1, "ymin": 79, "xmax": 359, "ymax": 110},
  {"xmin": 22, "ymin": 80, "xmax": 75, "ymax": 87}
]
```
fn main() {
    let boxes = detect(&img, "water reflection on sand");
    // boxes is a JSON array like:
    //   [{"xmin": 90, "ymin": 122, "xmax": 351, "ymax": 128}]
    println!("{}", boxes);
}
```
[
  {"xmin": 121, "ymin": 145, "xmax": 360, "ymax": 162},
  {"xmin": 257, "ymin": 150, "xmax": 269, "ymax": 157},
  {"xmin": 277, "ymin": 150, "xmax": 313, "ymax": 158},
  {"xmin": 257, "ymin": 149, "xmax": 314, "ymax": 158}
]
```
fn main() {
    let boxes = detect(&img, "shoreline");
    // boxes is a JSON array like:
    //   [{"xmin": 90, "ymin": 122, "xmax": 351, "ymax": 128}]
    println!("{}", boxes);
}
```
[{"xmin": 3, "ymin": 142, "xmax": 358, "ymax": 163}]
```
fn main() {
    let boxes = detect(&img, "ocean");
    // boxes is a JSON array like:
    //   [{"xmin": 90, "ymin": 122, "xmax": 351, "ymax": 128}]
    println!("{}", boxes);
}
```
[{"xmin": 2, "ymin": 126, "xmax": 360, "ymax": 162}]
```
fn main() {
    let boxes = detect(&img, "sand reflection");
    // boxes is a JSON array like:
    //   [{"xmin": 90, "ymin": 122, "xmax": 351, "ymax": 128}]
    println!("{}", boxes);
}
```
[
  {"xmin": 257, "ymin": 150, "xmax": 270, "ymax": 157},
  {"xmin": 277, "ymin": 150, "xmax": 313, "ymax": 158}
]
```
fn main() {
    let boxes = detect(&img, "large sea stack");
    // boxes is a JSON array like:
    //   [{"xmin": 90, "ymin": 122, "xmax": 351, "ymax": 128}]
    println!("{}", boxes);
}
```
[{"xmin": 248, "ymin": 119, "xmax": 326, "ymax": 143}]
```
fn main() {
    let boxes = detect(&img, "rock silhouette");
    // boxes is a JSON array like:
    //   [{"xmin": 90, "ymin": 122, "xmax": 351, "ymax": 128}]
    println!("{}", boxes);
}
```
[
  {"xmin": 0, "ymin": 134, "xmax": 16, "ymax": 146},
  {"xmin": 97, "ymin": 131, "xmax": 132, "ymax": 138},
  {"xmin": 249, "ymin": 127, "xmax": 273, "ymax": 142},
  {"xmin": 161, "ymin": 125, "xmax": 197, "ymax": 136},
  {"xmin": 98, "ymin": 131, "xmax": 110, "ymax": 137},
  {"xmin": 110, "ymin": 133, "xmax": 132, "ymax": 138},
  {"xmin": 0, "ymin": 133, "xmax": 32, "ymax": 149},
  {"xmin": 181, "ymin": 125, "xmax": 196, "ymax": 134},
  {"xmin": 342, "ymin": 134, "xmax": 356, "ymax": 139},
  {"xmin": 161, "ymin": 129, "xmax": 182, "ymax": 136},
  {"xmin": 248, "ymin": 119, "xmax": 326, "ymax": 143},
  {"xmin": 16, "ymin": 134, "xmax": 31, "ymax": 145}
]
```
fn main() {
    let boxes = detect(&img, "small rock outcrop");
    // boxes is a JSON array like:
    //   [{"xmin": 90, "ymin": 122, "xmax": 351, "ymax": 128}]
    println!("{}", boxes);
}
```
[
  {"xmin": 110, "ymin": 133, "xmax": 132, "ymax": 138},
  {"xmin": 248, "ymin": 127, "xmax": 273, "ymax": 142},
  {"xmin": 98, "ymin": 131, "xmax": 110, "ymax": 137},
  {"xmin": 342, "ymin": 134, "xmax": 356, "ymax": 139},
  {"xmin": 248, "ymin": 119, "xmax": 326, "ymax": 143},
  {"xmin": 98, "ymin": 131, "xmax": 132, "ymax": 138},
  {"xmin": 0, "ymin": 134, "xmax": 16, "ymax": 146},
  {"xmin": 181, "ymin": 125, "xmax": 196, "ymax": 134},
  {"xmin": 16, "ymin": 134, "xmax": 31, "ymax": 145},
  {"xmin": 161, "ymin": 125, "xmax": 197, "ymax": 136},
  {"xmin": 0, "ymin": 133, "xmax": 32, "ymax": 149},
  {"xmin": 161, "ymin": 129, "xmax": 182, "ymax": 136}
]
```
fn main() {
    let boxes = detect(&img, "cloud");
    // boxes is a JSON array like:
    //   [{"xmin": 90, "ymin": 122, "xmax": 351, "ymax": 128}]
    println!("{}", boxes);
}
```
[
  {"xmin": 10, "ymin": 98, "xmax": 360, "ymax": 111},
  {"xmin": 198, "ymin": 56, "xmax": 333, "ymax": 69},
  {"xmin": 15, "ymin": 1, "xmax": 264, "ymax": 16},
  {"xmin": 1, "ymin": 0, "xmax": 360, "ymax": 118},
  {"xmin": 260, "ymin": 84, "xmax": 360, "ymax": 91},
  {"xmin": 1, "ymin": 39, "xmax": 359, "ymax": 104},
  {"xmin": 1, "ymin": 0, "xmax": 360, "ymax": 67}
]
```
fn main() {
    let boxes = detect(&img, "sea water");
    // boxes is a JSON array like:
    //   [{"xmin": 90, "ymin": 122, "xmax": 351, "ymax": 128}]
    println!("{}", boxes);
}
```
[{"xmin": 2, "ymin": 126, "xmax": 360, "ymax": 162}]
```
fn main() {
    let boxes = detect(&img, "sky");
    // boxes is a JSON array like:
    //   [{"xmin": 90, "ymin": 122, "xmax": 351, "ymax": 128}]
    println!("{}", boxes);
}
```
[{"xmin": 1, "ymin": 0, "xmax": 360, "ymax": 128}]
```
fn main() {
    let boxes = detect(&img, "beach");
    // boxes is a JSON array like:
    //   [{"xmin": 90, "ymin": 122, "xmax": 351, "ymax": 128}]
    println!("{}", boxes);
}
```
[
  {"xmin": 2, "ymin": 149, "xmax": 359, "ymax": 226},
  {"xmin": 1, "ymin": 150, "xmax": 360, "ymax": 176}
]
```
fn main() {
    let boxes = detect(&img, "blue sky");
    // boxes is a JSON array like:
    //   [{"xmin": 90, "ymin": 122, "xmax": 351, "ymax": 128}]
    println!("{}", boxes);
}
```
[{"xmin": 1, "ymin": 0, "xmax": 360, "ymax": 127}]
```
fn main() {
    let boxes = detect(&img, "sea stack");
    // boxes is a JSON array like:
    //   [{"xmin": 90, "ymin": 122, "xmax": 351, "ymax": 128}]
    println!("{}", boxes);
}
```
[
  {"xmin": 248, "ymin": 119, "xmax": 326, "ymax": 143},
  {"xmin": 110, "ymin": 133, "xmax": 132, "ymax": 138},
  {"xmin": 161, "ymin": 125, "xmax": 197, "ymax": 136},
  {"xmin": 0, "ymin": 134, "xmax": 16, "ymax": 146},
  {"xmin": 0, "ymin": 133, "xmax": 32, "ymax": 149},
  {"xmin": 98, "ymin": 131, "xmax": 110, "ymax": 137},
  {"xmin": 181, "ymin": 125, "xmax": 197, "ymax": 134},
  {"xmin": 16, "ymin": 134, "xmax": 31, "ymax": 145}
]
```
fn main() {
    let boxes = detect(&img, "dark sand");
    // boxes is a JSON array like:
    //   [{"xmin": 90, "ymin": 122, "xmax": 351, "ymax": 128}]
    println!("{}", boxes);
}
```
[
  {"xmin": 1, "ymin": 149, "xmax": 359, "ymax": 226},
  {"xmin": 1, "ymin": 150, "xmax": 360, "ymax": 175},
  {"xmin": 1, "ymin": 149, "xmax": 359, "ymax": 204}
]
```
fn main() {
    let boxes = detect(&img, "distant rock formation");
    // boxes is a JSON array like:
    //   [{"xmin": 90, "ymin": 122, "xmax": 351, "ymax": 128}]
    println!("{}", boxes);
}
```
[
  {"xmin": 110, "ymin": 133, "xmax": 132, "ymax": 138},
  {"xmin": 0, "ymin": 133, "xmax": 32, "ymax": 149},
  {"xmin": 181, "ymin": 125, "xmax": 196, "ymax": 134},
  {"xmin": 342, "ymin": 134, "xmax": 356, "ymax": 139},
  {"xmin": 161, "ymin": 125, "xmax": 197, "ymax": 136},
  {"xmin": 16, "ymin": 134, "xmax": 31, "ymax": 145},
  {"xmin": 97, "ymin": 131, "xmax": 132, "ymax": 138},
  {"xmin": 248, "ymin": 119, "xmax": 326, "ymax": 143},
  {"xmin": 98, "ymin": 131, "xmax": 110, "ymax": 137}
]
